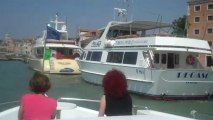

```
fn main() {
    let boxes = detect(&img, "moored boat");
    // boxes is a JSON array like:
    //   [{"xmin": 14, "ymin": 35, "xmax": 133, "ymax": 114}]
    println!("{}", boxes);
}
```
[
  {"xmin": 28, "ymin": 14, "xmax": 82, "ymax": 74},
  {"xmin": 78, "ymin": 20, "xmax": 213, "ymax": 99}
]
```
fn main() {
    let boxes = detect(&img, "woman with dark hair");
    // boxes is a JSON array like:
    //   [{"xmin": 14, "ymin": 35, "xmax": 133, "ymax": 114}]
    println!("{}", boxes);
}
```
[
  {"xmin": 18, "ymin": 72, "xmax": 57, "ymax": 120},
  {"xmin": 98, "ymin": 69, "xmax": 132, "ymax": 116}
]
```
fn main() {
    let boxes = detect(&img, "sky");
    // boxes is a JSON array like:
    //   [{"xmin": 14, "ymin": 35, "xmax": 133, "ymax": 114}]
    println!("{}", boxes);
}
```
[{"xmin": 0, "ymin": 0, "xmax": 188, "ymax": 40}]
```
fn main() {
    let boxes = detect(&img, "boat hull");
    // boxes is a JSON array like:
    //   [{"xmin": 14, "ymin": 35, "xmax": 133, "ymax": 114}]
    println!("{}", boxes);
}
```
[
  {"xmin": 80, "ymin": 61, "xmax": 213, "ymax": 100},
  {"xmin": 28, "ymin": 58, "xmax": 80, "ymax": 74}
]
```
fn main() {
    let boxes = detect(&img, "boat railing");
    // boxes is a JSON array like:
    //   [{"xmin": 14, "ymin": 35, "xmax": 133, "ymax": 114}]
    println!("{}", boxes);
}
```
[
  {"xmin": 0, "ymin": 100, "xmax": 19, "ymax": 107},
  {"xmin": 58, "ymin": 97, "xmax": 100, "ymax": 103},
  {"xmin": 190, "ymin": 109, "xmax": 213, "ymax": 120},
  {"xmin": 0, "ymin": 100, "xmax": 19, "ymax": 113},
  {"xmin": 1, "ymin": 98, "xmax": 212, "ymax": 119},
  {"xmin": 116, "ymin": 34, "xmax": 139, "ymax": 39},
  {"xmin": 57, "ymin": 97, "xmax": 149, "ymax": 116},
  {"xmin": 108, "ymin": 34, "xmax": 171, "ymax": 40},
  {"xmin": 132, "ymin": 105, "xmax": 149, "ymax": 115}
]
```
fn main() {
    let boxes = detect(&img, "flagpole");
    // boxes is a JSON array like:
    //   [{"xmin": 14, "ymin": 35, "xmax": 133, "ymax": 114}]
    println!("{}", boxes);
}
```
[
  {"xmin": 43, "ymin": 14, "xmax": 61, "ymax": 73},
  {"xmin": 42, "ymin": 28, "xmax": 47, "ymax": 73}
]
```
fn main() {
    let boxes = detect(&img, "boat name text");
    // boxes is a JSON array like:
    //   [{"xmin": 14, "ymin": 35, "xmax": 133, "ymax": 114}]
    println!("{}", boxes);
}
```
[
  {"xmin": 177, "ymin": 72, "xmax": 208, "ymax": 79},
  {"xmin": 136, "ymin": 69, "xmax": 145, "ymax": 74},
  {"xmin": 91, "ymin": 41, "xmax": 101, "ymax": 47},
  {"xmin": 58, "ymin": 62, "xmax": 71, "ymax": 65},
  {"xmin": 115, "ymin": 39, "xmax": 148, "ymax": 46}
]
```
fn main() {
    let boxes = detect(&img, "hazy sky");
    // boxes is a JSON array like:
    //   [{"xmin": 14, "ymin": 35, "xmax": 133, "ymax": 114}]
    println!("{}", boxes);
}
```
[{"xmin": 0, "ymin": 0, "xmax": 188, "ymax": 40}]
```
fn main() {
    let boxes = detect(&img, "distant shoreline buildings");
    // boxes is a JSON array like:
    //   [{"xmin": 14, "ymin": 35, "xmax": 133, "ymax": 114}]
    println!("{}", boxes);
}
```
[{"xmin": 0, "ymin": 34, "xmax": 34, "ymax": 57}]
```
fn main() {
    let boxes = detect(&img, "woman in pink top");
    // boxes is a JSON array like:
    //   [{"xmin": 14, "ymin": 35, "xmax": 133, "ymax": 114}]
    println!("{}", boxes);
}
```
[{"xmin": 18, "ymin": 72, "xmax": 57, "ymax": 120}]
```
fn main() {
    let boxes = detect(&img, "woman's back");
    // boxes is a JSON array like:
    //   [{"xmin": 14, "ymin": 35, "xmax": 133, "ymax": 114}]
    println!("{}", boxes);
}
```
[
  {"xmin": 105, "ymin": 93, "xmax": 132, "ymax": 116},
  {"xmin": 21, "ymin": 94, "xmax": 57, "ymax": 120}
]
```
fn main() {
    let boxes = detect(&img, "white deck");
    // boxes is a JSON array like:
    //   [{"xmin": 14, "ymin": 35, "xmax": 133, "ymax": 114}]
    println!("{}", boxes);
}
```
[{"xmin": 0, "ymin": 102, "xmax": 195, "ymax": 120}]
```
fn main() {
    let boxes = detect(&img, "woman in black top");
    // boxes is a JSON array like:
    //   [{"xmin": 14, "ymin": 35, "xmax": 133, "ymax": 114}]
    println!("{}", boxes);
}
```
[{"xmin": 98, "ymin": 69, "xmax": 132, "ymax": 116}]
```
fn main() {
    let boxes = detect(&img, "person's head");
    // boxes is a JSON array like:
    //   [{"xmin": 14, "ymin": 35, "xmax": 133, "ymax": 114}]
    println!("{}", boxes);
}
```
[
  {"xmin": 102, "ymin": 69, "xmax": 127, "ymax": 97},
  {"xmin": 29, "ymin": 72, "xmax": 51, "ymax": 94}
]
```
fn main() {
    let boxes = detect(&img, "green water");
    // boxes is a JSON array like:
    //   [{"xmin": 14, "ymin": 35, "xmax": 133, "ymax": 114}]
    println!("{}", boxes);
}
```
[{"xmin": 0, "ymin": 61, "xmax": 213, "ymax": 120}]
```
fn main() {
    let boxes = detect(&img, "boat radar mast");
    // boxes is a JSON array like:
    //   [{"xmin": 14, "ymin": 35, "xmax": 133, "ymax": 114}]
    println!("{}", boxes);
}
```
[
  {"xmin": 50, "ymin": 13, "xmax": 66, "ymax": 31},
  {"xmin": 114, "ymin": 8, "xmax": 127, "ymax": 21},
  {"xmin": 113, "ymin": 0, "xmax": 132, "ymax": 21}
]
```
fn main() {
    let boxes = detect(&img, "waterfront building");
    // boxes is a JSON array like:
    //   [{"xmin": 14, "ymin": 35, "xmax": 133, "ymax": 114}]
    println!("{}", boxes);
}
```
[
  {"xmin": 4, "ymin": 34, "xmax": 16, "ymax": 53},
  {"xmin": 187, "ymin": 0, "xmax": 213, "ymax": 68},
  {"xmin": 15, "ymin": 39, "xmax": 34, "ymax": 57},
  {"xmin": 1, "ymin": 33, "xmax": 35, "ymax": 57},
  {"xmin": 0, "ymin": 40, "xmax": 7, "ymax": 53}
]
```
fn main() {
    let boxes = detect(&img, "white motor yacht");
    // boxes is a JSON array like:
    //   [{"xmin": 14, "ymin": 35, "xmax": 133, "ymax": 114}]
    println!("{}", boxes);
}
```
[
  {"xmin": 78, "ymin": 20, "xmax": 213, "ymax": 99},
  {"xmin": 28, "ymin": 14, "xmax": 82, "ymax": 74}
]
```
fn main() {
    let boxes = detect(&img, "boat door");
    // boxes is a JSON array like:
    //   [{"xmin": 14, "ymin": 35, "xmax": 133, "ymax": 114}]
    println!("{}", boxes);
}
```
[{"xmin": 167, "ymin": 53, "xmax": 174, "ymax": 69}]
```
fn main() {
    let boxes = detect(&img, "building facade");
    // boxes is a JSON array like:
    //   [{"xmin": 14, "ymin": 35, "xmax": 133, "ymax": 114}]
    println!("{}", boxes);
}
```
[
  {"xmin": 15, "ymin": 39, "xmax": 34, "ymax": 56},
  {"xmin": 187, "ymin": 0, "xmax": 213, "ymax": 67},
  {"xmin": 0, "ymin": 34, "xmax": 34, "ymax": 57}
]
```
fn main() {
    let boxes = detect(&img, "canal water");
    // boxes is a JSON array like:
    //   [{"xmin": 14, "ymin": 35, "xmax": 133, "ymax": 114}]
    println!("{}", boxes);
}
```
[{"xmin": 0, "ymin": 61, "xmax": 213, "ymax": 120}]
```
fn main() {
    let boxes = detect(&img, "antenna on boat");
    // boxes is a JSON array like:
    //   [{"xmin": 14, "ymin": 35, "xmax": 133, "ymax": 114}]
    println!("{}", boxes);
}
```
[
  {"xmin": 114, "ymin": 0, "xmax": 132, "ymax": 21},
  {"xmin": 65, "ymin": 16, "xmax": 69, "ymax": 40},
  {"xmin": 114, "ymin": 8, "xmax": 127, "ymax": 21},
  {"xmin": 50, "ymin": 13, "xmax": 65, "ymax": 31},
  {"xmin": 55, "ymin": 13, "xmax": 59, "ymax": 30}
]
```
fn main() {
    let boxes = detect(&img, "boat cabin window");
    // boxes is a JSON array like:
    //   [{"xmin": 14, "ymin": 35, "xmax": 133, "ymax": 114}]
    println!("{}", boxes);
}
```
[
  {"xmin": 143, "ymin": 51, "xmax": 153, "ymax": 67},
  {"xmin": 123, "ymin": 52, "xmax": 138, "ymax": 65},
  {"xmin": 153, "ymin": 53, "xmax": 180, "ymax": 69},
  {"xmin": 86, "ymin": 51, "xmax": 92, "ymax": 60},
  {"xmin": 154, "ymin": 53, "xmax": 160, "ymax": 64},
  {"xmin": 174, "ymin": 54, "xmax": 179, "ymax": 65},
  {"xmin": 84, "ymin": 51, "xmax": 102, "ymax": 61},
  {"xmin": 48, "ymin": 47, "xmax": 76, "ymax": 59},
  {"xmin": 58, "ymin": 48, "xmax": 72, "ymax": 55},
  {"xmin": 60, "ymin": 32, "xmax": 68, "ymax": 40},
  {"xmin": 167, "ymin": 53, "xmax": 175, "ymax": 68},
  {"xmin": 107, "ymin": 29, "xmax": 137, "ymax": 39},
  {"xmin": 161, "ymin": 54, "xmax": 167, "ymax": 64},
  {"xmin": 206, "ymin": 55, "xmax": 212, "ymax": 67},
  {"xmin": 80, "ymin": 52, "xmax": 86, "ymax": 60},
  {"xmin": 107, "ymin": 52, "xmax": 124, "ymax": 63},
  {"xmin": 91, "ymin": 52, "xmax": 102, "ymax": 61},
  {"xmin": 98, "ymin": 30, "xmax": 104, "ymax": 38},
  {"xmin": 107, "ymin": 30, "xmax": 117, "ymax": 39},
  {"xmin": 35, "ymin": 47, "xmax": 44, "ymax": 58}
]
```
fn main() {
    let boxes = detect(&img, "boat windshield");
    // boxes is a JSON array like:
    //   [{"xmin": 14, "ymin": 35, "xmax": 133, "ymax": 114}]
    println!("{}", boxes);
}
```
[
  {"xmin": 34, "ymin": 47, "xmax": 44, "ymax": 59},
  {"xmin": 60, "ymin": 32, "xmax": 68, "ymax": 40},
  {"xmin": 107, "ymin": 29, "xmax": 138, "ymax": 39},
  {"xmin": 106, "ymin": 21, "xmax": 171, "ymax": 39},
  {"xmin": 49, "ymin": 47, "xmax": 80, "ymax": 59},
  {"xmin": 98, "ymin": 29, "xmax": 104, "ymax": 39},
  {"xmin": 34, "ymin": 47, "xmax": 80, "ymax": 59},
  {"xmin": 151, "ymin": 52, "xmax": 205, "ymax": 69}
]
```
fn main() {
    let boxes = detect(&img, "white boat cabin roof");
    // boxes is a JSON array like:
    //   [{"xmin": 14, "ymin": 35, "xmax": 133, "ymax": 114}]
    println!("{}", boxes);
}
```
[
  {"xmin": 111, "ymin": 36, "xmax": 211, "ymax": 54},
  {"xmin": 85, "ymin": 21, "xmax": 211, "ymax": 54},
  {"xmin": 109, "ymin": 21, "xmax": 171, "ymax": 31},
  {"xmin": 34, "ymin": 40, "xmax": 80, "ymax": 49}
]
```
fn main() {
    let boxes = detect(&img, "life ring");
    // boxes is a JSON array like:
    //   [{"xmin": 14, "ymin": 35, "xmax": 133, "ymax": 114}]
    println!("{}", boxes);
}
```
[{"xmin": 186, "ymin": 55, "xmax": 195, "ymax": 65}]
